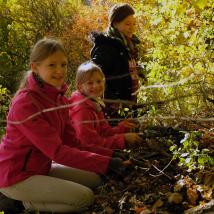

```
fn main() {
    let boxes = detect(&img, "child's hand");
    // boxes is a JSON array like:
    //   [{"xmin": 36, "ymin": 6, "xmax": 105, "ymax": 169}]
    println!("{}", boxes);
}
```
[
  {"xmin": 120, "ymin": 118, "xmax": 139, "ymax": 129},
  {"xmin": 124, "ymin": 133, "xmax": 142, "ymax": 146},
  {"xmin": 108, "ymin": 157, "xmax": 126, "ymax": 174}
]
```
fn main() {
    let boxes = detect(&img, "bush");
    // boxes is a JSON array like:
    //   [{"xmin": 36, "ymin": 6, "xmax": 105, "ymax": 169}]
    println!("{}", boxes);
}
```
[
  {"xmin": 0, "ymin": 0, "xmax": 77, "ymax": 93},
  {"xmin": 0, "ymin": 86, "xmax": 11, "ymax": 138}
]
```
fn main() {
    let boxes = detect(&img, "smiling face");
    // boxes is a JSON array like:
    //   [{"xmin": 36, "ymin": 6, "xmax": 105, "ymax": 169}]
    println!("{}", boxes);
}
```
[
  {"xmin": 78, "ymin": 71, "xmax": 105, "ymax": 98},
  {"xmin": 31, "ymin": 51, "xmax": 68, "ymax": 88},
  {"xmin": 113, "ymin": 14, "xmax": 136, "ymax": 39}
]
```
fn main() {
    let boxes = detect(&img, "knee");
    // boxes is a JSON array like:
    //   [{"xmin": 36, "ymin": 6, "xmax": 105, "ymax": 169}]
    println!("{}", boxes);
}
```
[
  {"xmin": 93, "ymin": 174, "xmax": 102, "ymax": 187},
  {"xmin": 82, "ymin": 187, "xmax": 94, "ymax": 207},
  {"xmin": 86, "ymin": 189, "xmax": 94, "ymax": 206},
  {"xmin": 88, "ymin": 173, "xmax": 102, "ymax": 189}
]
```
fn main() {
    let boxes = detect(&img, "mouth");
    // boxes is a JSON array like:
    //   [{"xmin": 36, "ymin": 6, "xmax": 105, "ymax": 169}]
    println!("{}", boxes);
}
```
[
  {"xmin": 89, "ymin": 91, "xmax": 102, "ymax": 96},
  {"xmin": 53, "ymin": 76, "xmax": 64, "ymax": 80}
]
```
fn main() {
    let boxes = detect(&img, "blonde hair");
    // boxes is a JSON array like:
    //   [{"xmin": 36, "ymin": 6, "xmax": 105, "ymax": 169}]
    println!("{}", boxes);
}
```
[
  {"xmin": 18, "ymin": 38, "xmax": 67, "ymax": 90},
  {"xmin": 75, "ymin": 61, "xmax": 105, "ymax": 89},
  {"xmin": 30, "ymin": 38, "xmax": 66, "ymax": 64}
]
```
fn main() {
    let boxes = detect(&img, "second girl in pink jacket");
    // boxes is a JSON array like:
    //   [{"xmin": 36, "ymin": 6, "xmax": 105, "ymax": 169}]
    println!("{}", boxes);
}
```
[{"xmin": 69, "ymin": 61, "xmax": 142, "ymax": 150}]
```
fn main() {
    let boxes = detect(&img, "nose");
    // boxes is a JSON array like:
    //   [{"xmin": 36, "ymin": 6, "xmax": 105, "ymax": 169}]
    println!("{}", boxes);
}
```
[
  {"xmin": 55, "ymin": 65, "xmax": 65, "ymax": 74},
  {"xmin": 92, "ymin": 83, "xmax": 99, "ymax": 89},
  {"xmin": 130, "ymin": 23, "xmax": 136, "ymax": 32}
]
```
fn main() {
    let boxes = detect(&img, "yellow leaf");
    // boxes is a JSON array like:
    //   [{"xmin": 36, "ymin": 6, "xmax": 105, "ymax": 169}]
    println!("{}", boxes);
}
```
[{"xmin": 193, "ymin": 0, "xmax": 208, "ymax": 10}]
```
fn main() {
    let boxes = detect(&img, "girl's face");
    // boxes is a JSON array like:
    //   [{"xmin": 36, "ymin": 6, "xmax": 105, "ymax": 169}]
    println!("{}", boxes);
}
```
[
  {"xmin": 79, "ymin": 72, "xmax": 105, "ymax": 98},
  {"xmin": 114, "ymin": 14, "xmax": 136, "ymax": 39},
  {"xmin": 32, "ymin": 51, "xmax": 68, "ymax": 88}
]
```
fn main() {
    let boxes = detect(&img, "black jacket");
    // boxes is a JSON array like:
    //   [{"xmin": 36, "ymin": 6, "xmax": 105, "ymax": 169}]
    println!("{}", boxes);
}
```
[{"xmin": 90, "ymin": 31, "xmax": 132, "ymax": 101}]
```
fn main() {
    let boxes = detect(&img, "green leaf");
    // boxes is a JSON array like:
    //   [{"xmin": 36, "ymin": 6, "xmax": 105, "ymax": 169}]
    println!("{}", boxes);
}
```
[{"xmin": 198, "ymin": 156, "xmax": 206, "ymax": 165}]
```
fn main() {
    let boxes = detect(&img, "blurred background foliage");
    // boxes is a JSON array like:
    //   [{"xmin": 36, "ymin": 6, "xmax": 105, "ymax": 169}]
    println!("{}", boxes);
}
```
[{"xmin": 0, "ymin": 0, "xmax": 213, "ymax": 135}]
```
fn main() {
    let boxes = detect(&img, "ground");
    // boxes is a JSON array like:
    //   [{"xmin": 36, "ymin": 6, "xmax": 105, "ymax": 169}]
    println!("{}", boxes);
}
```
[
  {"xmin": 83, "ymin": 126, "xmax": 214, "ymax": 214},
  {"xmin": 1, "ymin": 127, "xmax": 214, "ymax": 214}
]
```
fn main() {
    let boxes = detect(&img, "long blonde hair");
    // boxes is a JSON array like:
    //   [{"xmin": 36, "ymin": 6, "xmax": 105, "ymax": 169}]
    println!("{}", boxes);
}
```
[{"xmin": 18, "ymin": 38, "xmax": 67, "ymax": 90}]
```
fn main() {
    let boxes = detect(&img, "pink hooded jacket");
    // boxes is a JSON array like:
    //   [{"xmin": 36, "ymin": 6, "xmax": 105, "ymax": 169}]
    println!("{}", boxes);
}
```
[
  {"xmin": 0, "ymin": 73, "xmax": 111, "ymax": 187},
  {"xmin": 69, "ymin": 91, "xmax": 128, "ymax": 150}
]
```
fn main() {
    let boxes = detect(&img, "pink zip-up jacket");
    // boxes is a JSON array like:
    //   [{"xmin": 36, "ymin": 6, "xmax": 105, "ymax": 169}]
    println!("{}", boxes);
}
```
[
  {"xmin": 69, "ymin": 91, "xmax": 128, "ymax": 150},
  {"xmin": 0, "ymin": 73, "xmax": 111, "ymax": 187}
]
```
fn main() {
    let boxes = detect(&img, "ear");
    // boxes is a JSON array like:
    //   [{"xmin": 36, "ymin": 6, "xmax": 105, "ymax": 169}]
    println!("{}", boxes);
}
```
[
  {"xmin": 30, "ymin": 63, "xmax": 38, "ymax": 72},
  {"xmin": 112, "ymin": 22, "xmax": 117, "ymax": 29},
  {"xmin": 113, "ymin": 21, "xmax": 121, "ymax": 30}
]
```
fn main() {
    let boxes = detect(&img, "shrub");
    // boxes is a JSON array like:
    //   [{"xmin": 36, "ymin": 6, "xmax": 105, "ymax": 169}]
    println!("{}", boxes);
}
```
[{"xmin": 0, "ymin": 86, "xmax": 11, "ymax": 138}]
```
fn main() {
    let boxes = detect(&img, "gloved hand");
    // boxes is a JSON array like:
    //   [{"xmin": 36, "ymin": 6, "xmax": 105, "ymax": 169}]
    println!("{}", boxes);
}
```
[
  {"xmin": 108, "ymin": 157, "xmax": 124, "ymax": 173},
  {"xmin": 112, "ymin": 150, "xmax": 129, "ymax": 160}
]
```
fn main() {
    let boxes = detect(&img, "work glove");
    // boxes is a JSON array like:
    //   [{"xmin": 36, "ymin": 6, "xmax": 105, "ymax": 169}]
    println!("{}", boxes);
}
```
[
  {"xmin": 108, "ymin": 157, "xmax": 124, "ymax": 173},
  {"xmin": 112, "ymin": 149, "xmax": 129, "ymax": 160}
]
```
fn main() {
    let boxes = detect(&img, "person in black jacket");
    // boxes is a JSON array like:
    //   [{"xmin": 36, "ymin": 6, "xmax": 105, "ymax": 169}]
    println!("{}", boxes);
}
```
[{"xmin": 90, "ymin": 3, "xmax": 142, "ymax": 118}]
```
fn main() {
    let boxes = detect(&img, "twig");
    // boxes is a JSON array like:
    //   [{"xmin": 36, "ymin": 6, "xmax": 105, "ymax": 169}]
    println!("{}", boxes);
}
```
[
  {"xmin": 151, "ymin": 164, "xmax": 173, "ymax": 180},
  {"xmin": 118, "ymin": 192, "xmax": 129, "ymax": 214}
]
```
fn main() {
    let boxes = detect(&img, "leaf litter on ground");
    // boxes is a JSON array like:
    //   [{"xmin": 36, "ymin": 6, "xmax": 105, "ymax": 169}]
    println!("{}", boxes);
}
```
[{"xmin": 83, "ymin": 127, "xmax": 214, "ymax": 214}]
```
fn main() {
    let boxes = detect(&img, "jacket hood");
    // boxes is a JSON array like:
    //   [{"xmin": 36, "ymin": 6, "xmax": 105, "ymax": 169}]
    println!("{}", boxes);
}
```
[
  {"xmin": 23, "ymin": 72, "xmax": 68, "ymax": 101},
  {"xmin": 89, "ymin": 31, "xmax": 122, "ymax": 47},
  {"xmin": 89, "ymin": 31, "xmax": 140, "ymax": 46}
]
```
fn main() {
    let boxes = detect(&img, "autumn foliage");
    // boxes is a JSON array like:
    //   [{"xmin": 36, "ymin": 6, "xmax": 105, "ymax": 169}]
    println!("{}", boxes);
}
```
[
  {"xmin": 0, "ymin": 0, "xmax": 213, "ymax": 131},
  {"xmin": 0, "ymin": 0, "xmax": 213, "ymax": 213},
  {"xmin": 64, "ymin": 0, "xmax": 214, "ymax": 127}
]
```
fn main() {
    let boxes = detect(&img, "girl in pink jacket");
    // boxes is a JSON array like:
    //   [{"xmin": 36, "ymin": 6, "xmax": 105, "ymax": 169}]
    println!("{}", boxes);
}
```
[
  {"xmin": 0, "ymin": 38, "xmax": 123, "ymax": 213},
  {"xmin": 69, "ymin": 61, "xmax": 142, "ymax": 150}
]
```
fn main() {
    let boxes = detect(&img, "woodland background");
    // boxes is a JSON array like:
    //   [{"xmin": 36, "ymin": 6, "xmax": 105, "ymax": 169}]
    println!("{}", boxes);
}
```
[
  {"xmin": 0, "ymin": 0, "xmax": 213, "ymax": 213},
  {"xmin": 0, "ymin": 0, "xmax": 213, "ymax": 133}
]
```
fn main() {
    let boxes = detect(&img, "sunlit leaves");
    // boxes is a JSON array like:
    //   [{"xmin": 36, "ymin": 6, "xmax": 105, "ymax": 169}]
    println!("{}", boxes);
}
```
[
  {"xmin": 134, "ymin": 0, "xmax": 213, "ymax": 120},
  {"xmin": 170, "ymin": 131, "xmax": 214, "ymax": 171},
  {"xmin": 0, "ymin": 85, "xmax": 10, "ymax": 136},
  {"xmin": 192, "ymin": 0, "xmax": 208, "ymax": 10},
  {"xmin": 0, "ymin": 0, "xmax": 213, "ymax": 120}
]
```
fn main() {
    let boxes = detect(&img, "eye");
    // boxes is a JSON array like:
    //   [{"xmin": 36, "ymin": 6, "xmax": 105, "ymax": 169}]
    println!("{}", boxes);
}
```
[
  {"xmin": 87, "ymin": 81, "xmax": 93, "ymax": 85},
  {"xmin": 62, "ymin": 63, "xmax": 67, "ymax": 68},
  {"xmin": 49, "ymin": 64, "xmax": 55, "ymax": 67}
]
